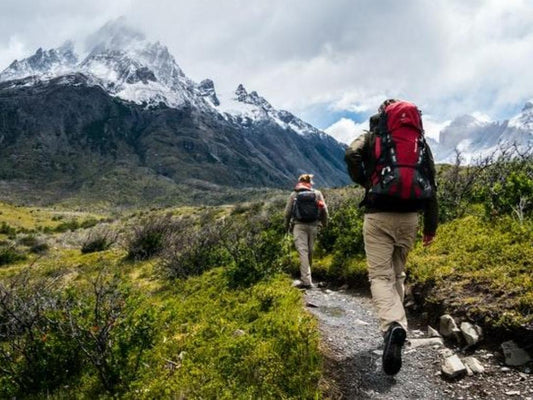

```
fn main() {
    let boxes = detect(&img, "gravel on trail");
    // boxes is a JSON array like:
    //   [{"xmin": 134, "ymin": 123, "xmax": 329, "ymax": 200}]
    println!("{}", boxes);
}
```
[{"xmin": 304, "ymin": 287, "xmax": 533, "ymax": 400}]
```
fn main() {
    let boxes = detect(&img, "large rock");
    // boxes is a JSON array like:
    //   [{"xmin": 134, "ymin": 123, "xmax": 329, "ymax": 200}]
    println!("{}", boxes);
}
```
[
  {"xmin": 440, "ymin": 314, "xmax": 461, "ymax": 338},
  {"xmin": 460, "ymin": 322, "xmax": 482, "ymax": 346},
  {"xmin": 442, "ymin": 354, "xmax": 467, "ymax": 379},
  {"xmin": 501, "ymin": 340, "xmax": 532, "ymax": 366},
  {"xmin": 463, "ymin": 356, "xmax": 485, "ymax": 374}
]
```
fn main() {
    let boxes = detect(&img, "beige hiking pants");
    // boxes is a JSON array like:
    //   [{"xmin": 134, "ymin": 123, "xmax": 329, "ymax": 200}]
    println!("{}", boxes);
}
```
[
  {"xmin": 293, "ymin": 223, "xmax": 318, "ymax": 286},
  {"xmin": 363, "ymin": 212, "xmax": 418, "ymax": 333}
]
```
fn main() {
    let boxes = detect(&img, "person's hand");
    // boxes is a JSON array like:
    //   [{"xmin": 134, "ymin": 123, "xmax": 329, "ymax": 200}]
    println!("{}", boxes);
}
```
[{"xmin": 423, "ymin": 234, "xmax": 435, "ymax": 247}]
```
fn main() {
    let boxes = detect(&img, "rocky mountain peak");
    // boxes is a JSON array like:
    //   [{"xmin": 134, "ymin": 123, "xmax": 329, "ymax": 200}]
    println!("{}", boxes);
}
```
[
  {"xmin": 235, "ymin": 84, "xmax": 248, "ymax": 100},
  {"xmin": 233, "ymin": 84, "xmax": 272, "ymax": 110},
  {"xmin": 0, "ymin": 41, "xmax": 78, "ymax": 82},
  {"xmin": 198, "ymin": 79, "xmax": 219, "ymax": 106}
]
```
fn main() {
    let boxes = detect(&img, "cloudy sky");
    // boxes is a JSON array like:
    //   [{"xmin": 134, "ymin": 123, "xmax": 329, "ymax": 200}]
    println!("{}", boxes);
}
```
[{"xmin": 1, "ymin": 0, "xmax": 533, "ymax": 143}]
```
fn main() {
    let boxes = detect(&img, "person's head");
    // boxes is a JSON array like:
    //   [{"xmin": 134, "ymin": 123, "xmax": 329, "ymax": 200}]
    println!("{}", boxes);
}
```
[
  {"xmin": 369, "ymin": 114, "xmax": 380, "ymax": 132},
  {"xmin": 298, "ymin": 174, "xmax": 314, "ymax": 185},
  {"xmin": 378, "ymin": 98, "xmax": 399, "ymax": 113}
]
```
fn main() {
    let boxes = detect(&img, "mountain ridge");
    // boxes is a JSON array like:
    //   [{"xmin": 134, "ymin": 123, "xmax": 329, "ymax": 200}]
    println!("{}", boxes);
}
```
[{"xmin": 0, "ymin": 20, "xmax": 350, "ymax": 206}]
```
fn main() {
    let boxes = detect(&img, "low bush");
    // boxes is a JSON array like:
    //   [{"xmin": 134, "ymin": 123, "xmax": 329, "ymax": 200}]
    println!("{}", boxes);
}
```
[
  {"xmin": 0, "ymin": 245, "xmax": 26, "ymax": 266},
  {"xmin": 159, "ymin": 219, "xmax": 231, "ymax": 279},
  {"xmin": 223, "ymin": 212, "xmax": 286, "ymax": 288},
  {"xmin": 0, "ymin": 273, "xmax": 81, "ymax": 398},
  {"xmin": 0, "ymin": 268, "xmax": 158, "ymax": 398},
  {"xmin": 81, "ymin": 227, "xmax": 117, "ymax": 254},
  {"xmin": 29, "ymin": 241, "xmax": 49, "ymax": 254},
  {"xmin": 0, "ymin": 222, "xmax": 16, "ymax": 238},
  {"xmin": 126, "ymin": 216, "xmax": 172, "ymax": 261}
]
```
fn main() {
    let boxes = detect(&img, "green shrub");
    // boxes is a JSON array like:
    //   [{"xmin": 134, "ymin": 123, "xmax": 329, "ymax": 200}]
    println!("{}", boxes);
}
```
[
  {"xmin": 0, "ymin": 245, "xmax": 26, "ymax": 266},
  {"xmin": 29, "ymin": 241, "xmax": 50, "ymax": 254},
  {"xmin": 224, "ymin": 213, "xmax": 286, "ymax": 288},
  {"xmin": 126, "ymin": 216, "xmax": 171, "ymax": 261},
  {"xmin": 316, "ymin": 197, "xmax": 365, "ymax": 282},
  {"xmin": 0, "ymin": 269, "xmax": 158, "ymax": 398},
  {"xmin": 159, "ymin": 219, "xmax": 231, "ymax": 279},
  {"xmin": 53, "ymin": 219, "xmax": 80, "ymax": 232},
  {"xmin": 81, "ymin": 228, "xmax": 117, "ymax": 254},
  {"xmin": 0, "ymin": 273, "xmax": 82, "ymax": 398},
  {"xmin": 62, "ymin": 270, "xmax": 157, "ymax": 395},
  {"xmin": 0, "ymin": 222, "xmax": 16, "ymax": 237}
]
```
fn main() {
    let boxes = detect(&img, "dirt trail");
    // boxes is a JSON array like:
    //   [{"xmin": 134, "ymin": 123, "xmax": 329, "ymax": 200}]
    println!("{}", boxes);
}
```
[{"xmin": 305, "ymin": 287, "xmax": 533, "ymax": 400}]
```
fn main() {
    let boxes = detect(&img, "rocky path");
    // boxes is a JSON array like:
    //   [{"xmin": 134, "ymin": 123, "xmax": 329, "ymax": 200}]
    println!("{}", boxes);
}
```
[{"xmin": 304, "ymin": 287, "xmax": 533, "ymax": 400}]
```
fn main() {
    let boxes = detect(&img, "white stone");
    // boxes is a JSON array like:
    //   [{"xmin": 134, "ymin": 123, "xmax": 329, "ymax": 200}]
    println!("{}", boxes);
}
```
[
  {"xmin": 427, "ymin": 325, "xmax": 441, "ymax": 338},
  {"xmin": 463, "ymin": 356, "xmax": 485, "ymax": 374},
  {"xmin": 232, "ymin": 329, "xmax": 246, "ymax": 337},
  {"xmin": 408, "ymin": 337, "xmax": 444, "ymax": 349},
  {"xmin": 440, "ymin": 314, "xmax": 459, "ymax": 338},
  {"xmin": 460, "ymin": 322, "xmax": 481, "ymax": 346},
  {"xmin": 442, "ymin": 354, "xmax": 467, "ymax": 379},
  {"xmin": 501, "ymin": 340, "xmax": 532, "ymax": 366}
]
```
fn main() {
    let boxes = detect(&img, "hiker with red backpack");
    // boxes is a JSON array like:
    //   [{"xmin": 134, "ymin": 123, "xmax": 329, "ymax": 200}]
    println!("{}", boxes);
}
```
[
  {"xmin": 345, "ymin": 99, "xmax": 438, "ymax": 376},
  {"xmin": 284, "ymin": 174, "xmax": 328, "ymax": 289}
]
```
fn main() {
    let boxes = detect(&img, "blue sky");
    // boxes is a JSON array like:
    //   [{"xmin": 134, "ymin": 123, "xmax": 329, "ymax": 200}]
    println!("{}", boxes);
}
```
[{"xmin": 1, "ymin": 0, "xmax": 532, "ymax": 143}]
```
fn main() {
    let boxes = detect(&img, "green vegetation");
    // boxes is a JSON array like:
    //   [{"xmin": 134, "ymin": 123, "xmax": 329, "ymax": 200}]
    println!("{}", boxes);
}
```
[
  {"xmin": 0, "ymin": 150, "xmax": 531, "ymax": 398},
  {"xmin": 0, "ymin": 201, "xmax": 320, "ymax": 399}
]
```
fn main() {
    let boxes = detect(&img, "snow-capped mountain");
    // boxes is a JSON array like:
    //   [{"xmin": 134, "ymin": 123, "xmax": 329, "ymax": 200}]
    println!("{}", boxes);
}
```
[
  {"xmin": 0, "ymin": 19, "xmax": 349, "ymax": 205},
  {"xmin": 0, "ymin": 41, "xmax": 78, "ymax": 83},
  {"xmin": 430, "ymin": 103, "xmax": 533, "ymax": 164},
  {"xmin": 0, "ymin": 18, "xmax": 325, "ymax": 138}
]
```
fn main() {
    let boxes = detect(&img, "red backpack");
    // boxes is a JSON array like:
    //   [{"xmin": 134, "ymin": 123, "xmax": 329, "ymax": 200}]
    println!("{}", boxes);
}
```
[{"xmin": 368, "ymin": 101, "xmax": 434, "ymax": 203}]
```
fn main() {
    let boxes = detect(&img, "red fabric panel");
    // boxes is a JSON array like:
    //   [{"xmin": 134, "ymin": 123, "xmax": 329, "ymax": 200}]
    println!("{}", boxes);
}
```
[{"xmin": 375, "ymin": 136, "xmax": 382, "ymax": 160}]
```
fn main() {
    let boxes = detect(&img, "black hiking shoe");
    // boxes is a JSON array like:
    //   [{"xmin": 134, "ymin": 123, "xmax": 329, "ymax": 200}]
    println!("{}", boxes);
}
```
[{"xmin": 382, "ymin": 322, "xmax": 406, "ymax": 375}]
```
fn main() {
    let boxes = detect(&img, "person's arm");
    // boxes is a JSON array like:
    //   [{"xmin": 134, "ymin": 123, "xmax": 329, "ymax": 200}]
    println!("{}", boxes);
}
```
[
  {"xmin": 284, "ymin": 192, "xmax": 295, "ymax": 232},
  {"xmin": 316, "ymin": 190, "xmax": 328, "ymax": 227},
  {"xmin": 344, "ymin": 132, "xmax": 369, "ymax": 186},
  {"xmin": 423, "ymin": 144, "xmax": 438, "ymax": 246}
]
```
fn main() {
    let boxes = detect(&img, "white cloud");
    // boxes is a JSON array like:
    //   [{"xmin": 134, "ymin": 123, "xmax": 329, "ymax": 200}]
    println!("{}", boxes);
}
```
[
  {"xmin": 1, "ymin": 0, "xmax": 532, "ymax": 129},
  {"xmin": 422, "ymin": 115, "xmax": 452, "ymax": 142},
  {"xmin": 324, "ymin": 118, "xmax": 368, "ymax": 145}
]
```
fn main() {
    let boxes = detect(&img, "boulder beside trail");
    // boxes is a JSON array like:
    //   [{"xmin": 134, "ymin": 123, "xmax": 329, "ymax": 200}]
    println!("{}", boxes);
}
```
[
  {"xmin": 442, "ymin": 354, "xmax": 467, "ymax": 379},
  {"xmin": 440, "ymin": 314, "xmax": 461, "ymax": 339},
  {"xmin": 460, "ymin": 322, "xmax": 482, "ymax": 346},
  {"xmin": 501, "ymin": 340, "xmax": 532, "ymax": 366}
]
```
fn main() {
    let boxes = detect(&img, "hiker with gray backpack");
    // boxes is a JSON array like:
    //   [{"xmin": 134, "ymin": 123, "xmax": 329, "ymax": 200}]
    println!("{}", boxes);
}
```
[
  {"xmin": 345, "ymin": 99, "xmax": 438, "ymax": 376},
  {"xmin": 284, "ymin": 174, "xmax": 328, "ymax": 289}
]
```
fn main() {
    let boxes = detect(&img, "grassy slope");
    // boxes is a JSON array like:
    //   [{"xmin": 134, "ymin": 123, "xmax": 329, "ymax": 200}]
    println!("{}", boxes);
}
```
[
  {"xmin": 0, "ymin": 202, "xmax": 322, "ymax": 399},
  {"xmin": 408, "ymin": 214, "xmax": 533, "ymax": 330}
]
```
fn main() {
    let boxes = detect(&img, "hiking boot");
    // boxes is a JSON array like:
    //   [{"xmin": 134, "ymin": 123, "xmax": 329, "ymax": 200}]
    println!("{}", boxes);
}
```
[
  {"xmin": 382, "ymin": 322, "xmax": 406, "ymax": 375},
  {"xmin": 300, "ymin": 283, "xmax": 316, "ymax": 290}
]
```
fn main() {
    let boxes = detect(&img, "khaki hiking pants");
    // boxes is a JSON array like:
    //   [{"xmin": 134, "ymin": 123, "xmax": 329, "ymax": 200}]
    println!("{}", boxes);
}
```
[
  {"xmin": 363, "ymin": 212, "xmax": 418, "ymax": 333},
  {"xmin": 293, "ymin": 223, "xmax": 318, "ymax": 286}
]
